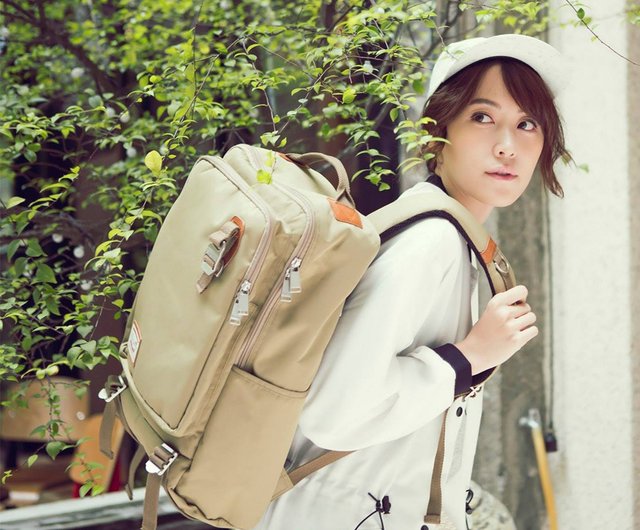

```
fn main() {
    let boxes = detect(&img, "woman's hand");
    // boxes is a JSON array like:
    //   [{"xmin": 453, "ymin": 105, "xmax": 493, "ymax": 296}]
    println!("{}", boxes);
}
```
[{"xmin": 455, "ymin": 285, "xmax": 538, "ymax": 375}]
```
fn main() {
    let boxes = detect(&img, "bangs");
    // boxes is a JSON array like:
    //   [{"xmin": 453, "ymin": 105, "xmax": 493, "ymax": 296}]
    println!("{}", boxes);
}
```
[{"xmin": 499, "ymin": 58, "xmax": 556, "ymax": 133}]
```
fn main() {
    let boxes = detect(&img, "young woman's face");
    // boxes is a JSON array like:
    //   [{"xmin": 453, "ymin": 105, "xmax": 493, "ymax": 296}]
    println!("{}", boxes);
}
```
[{"xmin": 436, "ymin": 64, "xmax": 544, "ymax": 222}]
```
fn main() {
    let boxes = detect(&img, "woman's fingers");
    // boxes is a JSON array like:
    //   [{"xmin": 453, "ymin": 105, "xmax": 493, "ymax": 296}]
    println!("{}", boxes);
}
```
[
  {"xmin": 514, "ymin": 310, "xmax": 537, "ymax": 330},
  {"xmin": 510, "ymin": 303, "xmax": 532, "ymax": 318},
  {"xmin": 519, "ymin": 325, "xmax": 539, "ymax": 344},
  {"xmin": 492, "ymin": 285, "xmax": 528, "ymax": 307}
]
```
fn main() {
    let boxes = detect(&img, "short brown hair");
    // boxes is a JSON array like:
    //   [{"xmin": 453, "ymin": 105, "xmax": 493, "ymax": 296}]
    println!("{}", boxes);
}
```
[{"xmin": 422, "ymin": 57, "xmax": 570, "ymax": 197}]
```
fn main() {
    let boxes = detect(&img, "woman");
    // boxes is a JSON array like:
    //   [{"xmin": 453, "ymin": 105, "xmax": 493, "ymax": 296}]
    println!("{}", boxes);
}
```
[{"xmin": 255, "ymin": 34, "xmax": 570, "ymax": 530}]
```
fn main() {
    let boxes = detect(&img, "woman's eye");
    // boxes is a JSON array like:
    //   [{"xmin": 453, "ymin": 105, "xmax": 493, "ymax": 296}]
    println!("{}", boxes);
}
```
[
  {"xmin": 471, "ymin": 112, "xmax": 492, "ymax": 123},
  {"xmin": 519, "ymin": 119, "xmax": 538, "ymax": 131}
]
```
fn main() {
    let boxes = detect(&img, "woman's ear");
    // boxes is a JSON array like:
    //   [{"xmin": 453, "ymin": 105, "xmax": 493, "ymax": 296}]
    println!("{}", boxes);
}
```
[
  {"xmin": 434, "ymin": 150, "xmax": 444, "ymax": 173},
  {"xmin": 424, "ymin": 141, "xmax": 442, "ymax": 172}
]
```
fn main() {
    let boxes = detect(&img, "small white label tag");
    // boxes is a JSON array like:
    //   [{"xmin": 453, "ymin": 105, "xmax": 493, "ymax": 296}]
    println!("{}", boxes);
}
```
[{"xmin": 128, "ymin": 320, "xmax": 142, "ymax": 365}]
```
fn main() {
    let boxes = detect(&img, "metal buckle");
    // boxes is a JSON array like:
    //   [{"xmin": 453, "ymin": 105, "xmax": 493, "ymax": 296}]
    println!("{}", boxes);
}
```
[
  {"xmin": 145, "ymin": 443, "xmax": 178, "ymax": 476},
  {"xmin": 98, "ymin": 375, "xmax": 127, "ymax": 403},
  {"xmin": 200, "ymin": 240, "xmax": 228, "ymax": 277},
  {"xmin": 493, "ymin": 249, "xmax": 510, "ymax": 275}
]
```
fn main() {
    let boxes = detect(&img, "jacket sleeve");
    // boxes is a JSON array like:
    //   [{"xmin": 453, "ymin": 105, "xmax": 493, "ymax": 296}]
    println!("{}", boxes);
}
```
[{"xmin": 298, "ymin": 218, "xmax": 470, "ymax": 451}]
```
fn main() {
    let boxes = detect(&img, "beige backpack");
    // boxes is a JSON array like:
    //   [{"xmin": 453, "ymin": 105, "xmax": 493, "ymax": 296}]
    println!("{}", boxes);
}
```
[{"xmin": 99, "ymin": 144, "xmax": 514, "ymax": 530}]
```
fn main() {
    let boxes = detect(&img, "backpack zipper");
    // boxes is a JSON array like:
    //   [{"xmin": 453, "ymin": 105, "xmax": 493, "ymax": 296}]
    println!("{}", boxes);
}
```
[
  {"xmin": 200, "ymin": 156, "xmax": 276, "ymax": 326},
  {"xmin": 281, "ymin": 257, "xmax": 302, "ymax": 301},
  {"xmin": 235, "ymin": 183, "xmax": 316, "ymax": 370},
  {"xmin": 230, "ymin": 280, "xmax": 252, "ymax": 325}
]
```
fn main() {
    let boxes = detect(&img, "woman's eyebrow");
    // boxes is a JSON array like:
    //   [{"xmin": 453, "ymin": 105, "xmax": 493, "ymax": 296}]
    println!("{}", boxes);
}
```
[
  {"xmin": 469, "ymin": 97, "xmax": 525, "ymax": 114},
  {"xmin": 469, "ymin": 97, "xmax": 500, "ymax": 108}
]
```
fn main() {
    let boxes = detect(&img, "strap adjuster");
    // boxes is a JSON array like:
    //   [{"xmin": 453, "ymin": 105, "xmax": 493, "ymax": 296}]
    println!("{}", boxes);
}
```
[
  {"xmin": 201, "ymin": 239, "xmax": 229, "ymax": 277},
  {"xmin": 98, "ymin": 375, "xmax": 127, "ymax": 403},
  {"xmin": 145, "ymin": 443, "xmax": 178, "ymax": 476}
]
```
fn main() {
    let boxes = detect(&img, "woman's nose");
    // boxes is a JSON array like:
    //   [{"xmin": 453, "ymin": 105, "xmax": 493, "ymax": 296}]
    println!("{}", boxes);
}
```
[{"xmin": 494, "ymin": 132, "xmax": 516, "ymax": 158}]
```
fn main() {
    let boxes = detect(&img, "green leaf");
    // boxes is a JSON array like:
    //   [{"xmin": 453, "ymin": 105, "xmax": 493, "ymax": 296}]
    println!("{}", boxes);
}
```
[
  {"xmin": 91, "ymin": 484, "xmax": 106, "ymax": 496},
  {"xmin": 577, "ymin": 7, "xmax": 585, "ymax": 19},
  {"xmin": 79, "ymin": 482, "xmax": 92, "ymax": 497},
  {"xmin": 45, "ymin": 365, "xmax": 59, "ymax": 376},
  {"xmin": 342, "ymin": 87, "xmax": 356, "ymax": 104},
  {"xmin": 80, "ymin": 340, "xmax": 97, "ymax": 355},
  {"xmin": 185, "ymin": 64, "xmax": 195, "ymax": 83},
  {"xmin": 46, "ymin": 441, "xmax": 65, "ymax": 460},
  {"xmin": 7, "ymin": 240, "xmax": 21, "ymax": 261},
  {"xmin": 27, "ymin": 454, "xmax": 38, "ymax": 468},
  {"xmin": 88, "ymin": 95, "xmax": 102, "ymax": 108},
  {"xmin": 6, "ymin": 196, "xmax": 25, "ymax": 209},
  {"xmin": 256, "ymin": 169, "xmax": 272, "ymax": 184},
  {"xmin": 26, "ymin": 240, "xmax": 45, "ymax": 257},
  {"xmin": 35, "ymin": 264, "xmax": 56, "ymax": 284},
  {"xmin": 144, "ymin": 150, "xmax": 163, "ymax": 176},
  {"xmin": 77, "ymin": 325, "xmax": 93, "ymax": 338},
  {"xmin": 30, "ymin": 425, "xmax": 47, "ymax": 438},
  {"xmin": 96, "ymin": 239, "xmax": 118, "ymax": 255}
]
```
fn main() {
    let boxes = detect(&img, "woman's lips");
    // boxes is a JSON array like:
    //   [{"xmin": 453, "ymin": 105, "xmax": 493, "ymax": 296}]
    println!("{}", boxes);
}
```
[{"xmin": 485, "ymin": 171, "xmax": 517, "ymax": 180}]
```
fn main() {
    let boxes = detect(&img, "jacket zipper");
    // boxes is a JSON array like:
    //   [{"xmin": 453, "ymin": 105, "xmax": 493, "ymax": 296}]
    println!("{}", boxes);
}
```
[
  {"xmin": 235, "ymin": 182, "xmax": 316, "ymax": 369},
  {"xmin": 200, "ymin": 156, "xmax": 275, "ymax": 326}
]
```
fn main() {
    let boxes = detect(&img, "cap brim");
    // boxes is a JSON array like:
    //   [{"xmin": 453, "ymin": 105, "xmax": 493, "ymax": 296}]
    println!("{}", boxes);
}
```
[{"xmin": 441, "ymin": 34, "xmax": 567, "ymax": 98}]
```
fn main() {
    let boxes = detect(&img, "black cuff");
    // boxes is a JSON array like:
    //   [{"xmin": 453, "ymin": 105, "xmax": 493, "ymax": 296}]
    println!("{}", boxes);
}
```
[
  {"xmin": 433, "ymin": 343, "xmax": 472, "ymax": 396},
  {"xmin": 472, "ymin": 367, "xmax": 495, "ymax": 386}
]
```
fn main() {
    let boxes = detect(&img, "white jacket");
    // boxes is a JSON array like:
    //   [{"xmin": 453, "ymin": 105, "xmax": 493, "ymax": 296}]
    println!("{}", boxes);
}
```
[{"xmin": 254, "ymin": 181, "xmax": 485, "ymax": 530}]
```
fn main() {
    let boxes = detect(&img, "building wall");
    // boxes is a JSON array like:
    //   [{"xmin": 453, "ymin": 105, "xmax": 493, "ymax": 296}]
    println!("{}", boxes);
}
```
[
  {"xmin": 630, "ymin": 13, "xmax": 640, "ymax": 526},
  {"xmin": 548, "ymin": 1, "xmax": 636, "ymax": 528}
]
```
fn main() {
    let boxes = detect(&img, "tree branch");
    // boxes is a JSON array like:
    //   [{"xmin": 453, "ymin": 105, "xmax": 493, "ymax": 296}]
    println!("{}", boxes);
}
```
[
  {"xmin": 564, "ymin": 0, "xmax": 640, "ymax": 67},
  {"xmin": 2, "ymin": 0, "xmax": 34, "ymax": 21},
  {"xmin": 31, "ymin": 0, "xmax": 118, "ymax": 94}
]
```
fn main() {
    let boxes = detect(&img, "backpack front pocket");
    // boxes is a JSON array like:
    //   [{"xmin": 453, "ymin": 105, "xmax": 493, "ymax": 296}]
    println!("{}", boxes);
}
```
[{"xmin": 172, "ymin": 366, "xmax": 306, "ymax": 530}]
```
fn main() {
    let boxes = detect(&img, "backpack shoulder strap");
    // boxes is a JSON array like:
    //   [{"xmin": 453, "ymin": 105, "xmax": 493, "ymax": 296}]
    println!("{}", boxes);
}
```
[{"xmin": 367, "ymin": 192, "xmax": 516, "ymax": 295}]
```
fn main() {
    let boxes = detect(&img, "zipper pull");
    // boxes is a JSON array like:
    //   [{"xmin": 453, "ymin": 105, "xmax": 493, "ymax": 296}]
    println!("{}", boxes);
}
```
[
  {"xmin": 289, "ymin": 258, "xmax": 302, "ymax": 293},
  {"xmin": 281, "ymin": 269, "xmax": 292, "ymax": 302},
  {"xmin": 230, "ymin": 280, "xmax": 251, "ymax": 325},
  {"xmin": 281, "ymin": 258, "xmax": 302, "ymax": 302}
]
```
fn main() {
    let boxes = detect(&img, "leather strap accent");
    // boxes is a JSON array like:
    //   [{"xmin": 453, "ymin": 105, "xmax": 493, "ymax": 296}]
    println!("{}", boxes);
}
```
[
  {"xmin": 141, "ymin": 472, "xmax": 161, "ymax": 530},
  {"xmin": 225, "ymin": 216, "xmax": 245, "ymax": 264},
  {"xmin": 480, "ymin": 237, "xmax": 497, "ymax": 264},
  {"xmin": 327, "ymin": 198, "xmax": 363, "ymax": 229},
  {"xmin": 424, "ymin": 410, "xmax": 448, "ymax": 524},
  {"xmin": 288, "ymin": 450, "xmax": 353, "ymax": 486}
]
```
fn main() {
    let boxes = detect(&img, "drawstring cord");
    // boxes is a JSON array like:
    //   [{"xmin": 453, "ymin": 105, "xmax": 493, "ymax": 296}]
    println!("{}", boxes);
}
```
[
  {"xmin": 353, "ymin": 493, "xmax": 391, "ymax": 530},
  {"xmin": 465, "ymin": 488, "xmax": 474, "ymax": 530}
]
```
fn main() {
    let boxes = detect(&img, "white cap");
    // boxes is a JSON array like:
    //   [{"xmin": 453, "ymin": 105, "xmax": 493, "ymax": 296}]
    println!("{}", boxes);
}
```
[{"xmin": 426, "ymin": 34, "xmax": 567, "ymax": 100}]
